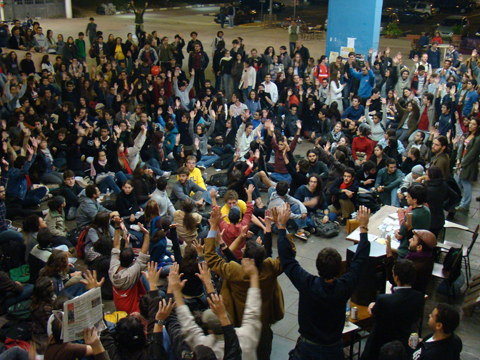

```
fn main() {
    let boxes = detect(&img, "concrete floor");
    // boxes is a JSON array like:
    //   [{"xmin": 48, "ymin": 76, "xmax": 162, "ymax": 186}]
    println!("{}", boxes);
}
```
[{"xmin": 31, "ymin": 10, "xmax": 480, "ymax": 359}]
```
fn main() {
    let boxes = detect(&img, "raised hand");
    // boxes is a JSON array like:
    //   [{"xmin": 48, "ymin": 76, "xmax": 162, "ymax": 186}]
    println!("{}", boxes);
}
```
[
  {"xmin": 195, "ymin": 262, "xmax": 211, "ymax": 283},
  {"xmin": 357, "ymin": 205, "xmax": 371, "ymax": 228},
  {"xmin": 192, "ymin": 239, "xmax": 204, "ymax": 255},
  {"xmin": 168, "ymin": 262, "xmax": 186, "ymax": 292},
  {"xmin": 156, "ymin": 298, "xmax": 175, "ymax": 321},
  {"xmin": 80, "ymin": 270, "xmax": 105, "ymax": 290}
]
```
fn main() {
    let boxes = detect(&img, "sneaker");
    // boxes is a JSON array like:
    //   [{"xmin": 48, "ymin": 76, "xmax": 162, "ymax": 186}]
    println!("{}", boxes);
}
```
[
  {"xmin": 455, "ymin": 206, "xmax": 469, "ymax": 212},
  {"xmin": 294, "ymin": 230, "xmax": 308, "ymax": 241},
  {"xmin": 162, "ymin": 171, "xmax": 171, "ymax": 179},
  {"xmin": 197, "ymin": 165, "xmax": 206, "ymax": 170},
  {"xmin": 297, "ymin": 137, "xmax": 303, "ymax": 143},
  {"xmin": 288, "ymin": 136, "xmax": 294, "ymax": 141},
  {"xmin": 303, "ymin": 229, "xmax": 311, "ymax": 237},
  {"xmin": 42, "ymin": 209, "xmax": 49, "ymax": 216}
]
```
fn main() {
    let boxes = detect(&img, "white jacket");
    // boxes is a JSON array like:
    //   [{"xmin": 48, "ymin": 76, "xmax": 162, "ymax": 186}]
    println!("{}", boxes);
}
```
[
  {"xmin": 328, "ymin": 80, "xmax": 344, "ymax": 104},
  {"xmin": 125, "ymin": 131, "xmax": 146, "ymax": 170},
  {"xmin": 239, "ymin": 66, "xmax": 256, "ymax": 90},
  {"xmin": 261, "ymin": 81, "xmax": 278, "ymax": 103},
  {"xmin": 176, "ymin": 287, "xmax": 262, "ymax": 360},
  {"xmin": 365, "ymin": 105, "xmax": 387, "ymax": 142},
  {"xmin": 236, "ymin": 122, "xmax": 263, "ymax": 158}
]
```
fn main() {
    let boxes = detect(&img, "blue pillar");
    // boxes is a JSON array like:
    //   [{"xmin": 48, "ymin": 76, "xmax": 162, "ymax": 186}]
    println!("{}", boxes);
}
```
[{"xmin": 325, "ymin": 0, "xmax": 383, "ymax": 59}]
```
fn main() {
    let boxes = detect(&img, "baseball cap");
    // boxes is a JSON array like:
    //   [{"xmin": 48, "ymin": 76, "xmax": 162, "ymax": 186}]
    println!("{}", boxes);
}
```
[{"xmin": 413, "ymin": 229, "xmax": 437, "ymax": 249}]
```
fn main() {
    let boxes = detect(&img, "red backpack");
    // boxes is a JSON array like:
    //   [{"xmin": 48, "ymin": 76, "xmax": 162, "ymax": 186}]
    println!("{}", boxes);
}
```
[{"xmin": 76, "ymin": 226, "xmax": 91, "ymax": 259}]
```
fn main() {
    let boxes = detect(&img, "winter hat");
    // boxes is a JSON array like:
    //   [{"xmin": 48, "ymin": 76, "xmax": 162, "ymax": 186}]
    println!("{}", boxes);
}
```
[{"xmin": 412, "ymin": 165, "xmax": 424, "ymax": 176}]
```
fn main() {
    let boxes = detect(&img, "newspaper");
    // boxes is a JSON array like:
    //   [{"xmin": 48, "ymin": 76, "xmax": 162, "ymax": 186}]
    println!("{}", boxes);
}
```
[{"xmin": 62, "ymin": 287, "xmax": 105, "ymax": 343}]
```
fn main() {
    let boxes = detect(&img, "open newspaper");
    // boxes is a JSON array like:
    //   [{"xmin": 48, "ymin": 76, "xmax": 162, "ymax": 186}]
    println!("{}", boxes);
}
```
[{"xmin": 62, "ymin": 287, "xmax": 105, "ymax": 342}]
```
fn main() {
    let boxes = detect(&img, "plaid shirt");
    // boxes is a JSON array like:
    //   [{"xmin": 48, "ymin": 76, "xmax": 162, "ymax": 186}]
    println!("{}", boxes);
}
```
[{"xmin": 0, "ymin": 171, "xmax": 8, "ymax": 232}]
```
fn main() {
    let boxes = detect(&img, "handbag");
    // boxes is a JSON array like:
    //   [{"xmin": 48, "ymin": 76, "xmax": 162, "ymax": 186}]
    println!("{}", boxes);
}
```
[{"xmin": 312, "ymin": 217, "xmax": 339, "ymax": 238}]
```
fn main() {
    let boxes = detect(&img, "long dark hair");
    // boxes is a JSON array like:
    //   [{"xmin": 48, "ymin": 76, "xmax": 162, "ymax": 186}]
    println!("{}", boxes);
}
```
[
  {"xmin": 181, "ymin": 198, "xmax": 197, "ymax": 231},
  {"xmin": 31, "ymin": 277, "xmax": 54, "ymax": 309},
  {"xmin": 91, "ymin": 211, "xmax": 112, "ymax": 235},
  {"xmin": 181, "ymin": 245, "xmax": 199, "ymax": 274}
]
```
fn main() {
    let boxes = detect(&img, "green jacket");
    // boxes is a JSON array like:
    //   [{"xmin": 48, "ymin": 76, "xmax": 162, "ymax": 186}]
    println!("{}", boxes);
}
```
[
  {"xmin": 133, "ymin": 6, "xmax": 146, "ymax": 24},
  {"xmin": 397, "ymin": 206, "xmax": 431, "ymax": 258},
  {"xmin": 457, "ymin": 134, "xmax": 480, "ymax": 181},
  {"xmin": 75, "ymin": 39, "xmax": 86, "ymax": 58}
]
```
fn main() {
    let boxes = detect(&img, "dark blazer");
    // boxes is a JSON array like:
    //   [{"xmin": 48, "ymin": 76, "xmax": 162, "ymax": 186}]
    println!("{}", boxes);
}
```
[{"xmin": 361, "ymin": 288, "xmax": 424, "ymax": 360}]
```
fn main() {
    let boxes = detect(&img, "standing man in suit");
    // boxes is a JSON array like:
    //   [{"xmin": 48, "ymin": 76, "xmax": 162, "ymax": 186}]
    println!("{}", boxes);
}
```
[{"xmin": 361, "ymin": 259, "xmax": 424, "ymax": 360}]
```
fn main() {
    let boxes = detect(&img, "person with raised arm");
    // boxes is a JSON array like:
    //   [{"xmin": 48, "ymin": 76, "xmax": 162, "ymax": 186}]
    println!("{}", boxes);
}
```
[{"xmin": 276, "ymin": 204, "xmax": 371, "ymax": 359}]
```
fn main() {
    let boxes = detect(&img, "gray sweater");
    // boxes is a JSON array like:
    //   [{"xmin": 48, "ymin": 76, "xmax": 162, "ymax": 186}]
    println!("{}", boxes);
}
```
[
  {"xmin": 170, "ymin": 179, "xmax": 206, "ymax": 204},
  {"xmin": 75, "ymin": 196, "xmax": 110, "ymax": 229},
  {"xmin": 189, "ymin": 115, "xmax": 216, "ymax": 156},
  {"xmin": 174, "ymin": 76, "xmax": 195, "ymax": 109},
  {"xmin": 267, "ymin": 192, "xmax": 307, "ymax": 219},
  {"xmin": 151, "ymin": 189, "xmax": 176, "ymax": 217}
]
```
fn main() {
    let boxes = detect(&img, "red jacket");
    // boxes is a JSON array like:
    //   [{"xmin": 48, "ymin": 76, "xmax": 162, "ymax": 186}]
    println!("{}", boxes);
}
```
[{"xmin": 218, "ymin": 202, "xmax": 254, "ymax": 259}]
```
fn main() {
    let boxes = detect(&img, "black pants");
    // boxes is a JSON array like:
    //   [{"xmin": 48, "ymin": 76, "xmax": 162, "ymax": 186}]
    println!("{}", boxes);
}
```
[
  {"xmin": 193, "ymin": 69, "xmax": 205, "ymax": 94},
  {"xmin": 257, "ymin": 326, "xmax": 273, "ymax": 360}
]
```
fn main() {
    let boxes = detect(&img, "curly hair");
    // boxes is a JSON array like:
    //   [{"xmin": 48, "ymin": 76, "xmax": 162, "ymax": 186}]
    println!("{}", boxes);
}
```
[
  {"xmin": 180, "ymin": 244, "xmax": 199, "ymax": 275},
  {"xmin": 31, "ymin": 276, "xmax": 55, "ymax": 309},
  {"xmin": 42, "ymin": 250, "xmax": 69, "ymax": 277}
]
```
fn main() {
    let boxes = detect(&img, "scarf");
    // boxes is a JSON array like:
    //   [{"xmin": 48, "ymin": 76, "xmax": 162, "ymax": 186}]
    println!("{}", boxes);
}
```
[
  {"xmin": 221, "ymin": 56, "xmax": 232, "ymax": 62},
  {"xmin": 91, "ymin": 159, "xmax": 107, "ymax": 177},
  {"xmin": 120, "ymin": 152, "xmax": 132, "ymax": 174},
  {"xmin": 41, "ymin": 148, "xmax": 54, "ymax": 163},
  {"xmin": 405, "ymin": 251, "xmax": 433, "ymax": 261},
  {"xmin": 340, "ymin": 181, "xmax": 354, "ymax": 190},
  {"xmin": 330, "ymin": 129, "xmax": 342, "ymax": 142}
]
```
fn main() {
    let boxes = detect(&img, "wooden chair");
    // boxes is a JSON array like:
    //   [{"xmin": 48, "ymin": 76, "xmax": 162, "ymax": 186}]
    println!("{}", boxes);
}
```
[{"xmin": 439, "ymin": 224, "xmax": 479, "ymax": 287}]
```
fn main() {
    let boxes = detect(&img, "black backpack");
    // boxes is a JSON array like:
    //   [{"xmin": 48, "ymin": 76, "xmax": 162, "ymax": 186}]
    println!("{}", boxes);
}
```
[
  {"xmin": 0, "ymin": 240, "xmax": 26, "ymax": 273},
  {"xmin": 207, "ymin": 173, "xmax": 229, "ymax": 187},
  {"xmin": 312, "ymin": 218, "xmax": 339, "ymax": 238},
  {"xmin": 355, "ymin": 192, "xmax": 381, "ymax": 213}
]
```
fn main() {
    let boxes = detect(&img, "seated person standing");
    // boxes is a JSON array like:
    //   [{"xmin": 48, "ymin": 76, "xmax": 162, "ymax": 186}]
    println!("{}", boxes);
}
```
[
  {"xmin": 386, "ymin": 229, "xmax": 436, "ymax": 294},
  {"xmin": 170, "ymin": 166, "xmax": 206, "ymax": 210},
  {"xmin": 356, "ymin": 160, "xmax": 377, "ymax": 191},
  {"xmin": 328, "ymin": 168, "xmax": 359, "ymax": 224},
  {"xmin": 361, "ymin": 259, "xmax": 424, "ymax": 360},
  {"xmin": 76, "ymin": 185, "xmax": 114, "ymax": 229},
  {"xmin": 375, "ymin": 158, "xmax": 403, "ymax": 207},
  {"xmin": 59, "ymin": 170, "xmax": 83, "ymax": 220},
  {"xmin": 183, "ymin": 155, "xmax": 215, "ymax": 205},
  {"xmin": 218, "ymin": 185, "xmax": 254, "ymax": 259},
  {"xmin": 108, "ymin": 218, "xmax": 150, "ymax": 314},
  {"xmin": 412, "ymin": 303, "xmax": 463, "ymax": 360},
  {"xmin": 395, "ymin": 183, "xmax": 431, "ymax": 259},
  {"xmin": 269, "ymin": 181, "xmax": 308, "ymax": 240}
]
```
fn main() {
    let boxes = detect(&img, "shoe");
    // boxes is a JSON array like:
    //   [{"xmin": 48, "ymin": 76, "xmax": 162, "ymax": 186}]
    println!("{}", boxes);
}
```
[
  {"xmin": 197, "ymin": 165, "xmax": 206, "ymax": 170},
  {"xmin": 477, "ymin": 196, "xmax": 480, "ymax": 201},
  {"xmin": 455, "ymin": 206, "xmax": 469, "ymax": 212},
  {"xmin": 297, "ymin": 137, "xmax": 303, "ymax": 143},
  {"xmin": 308, "ymin": 226, "xmax": 316, "ymax": 235},
  {"xmin": 288, "ymin": 136, "xmax": 294, "ymax": 141},
  {"xmin": 294, "ymin": 230, "xmax": 308, "ymax": 241},
  {"xmin": 162, "ymin": 171, "xmax": 171, "ymax": 179},
  {"xmin": 303, "ymin": 229, "xmax": 311, "ymax": 237},
  {"xmin": 340, "ymin": 218, "xmax": 348, "ymax": 226}
]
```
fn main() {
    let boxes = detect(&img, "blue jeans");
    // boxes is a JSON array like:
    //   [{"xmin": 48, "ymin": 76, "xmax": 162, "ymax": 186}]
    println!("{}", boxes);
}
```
[
  {"xmin": 202, "ymin": 186, "xmax": 217, "ymax": 205},
  {"xmin": 2, "ymin": 284, "xmax": 34, "ymax": 314},
  {"xmin": 0, "ymin": 229, "xmax": 25, "ymax": 244},
  {"xmin": 212, "ymin": 144, "xmax": 234, "ymax": 156},
  {"xmin": 290, "ymin": 338, "xmax": 344, "ymax": 360},
  {"xmin": 0, "ymin": 347, "xmax": 29, "ymax": 360},
  {"xmin": 197, "ymin": 154, "xmax": 219, "ymax": 168},
  {"xmin": 22, "ymin": 187, "xmax": 48, "ymax": 208},
  {"xmin": 242, "ymin": 86, "xmax": 252, "ymax": 103},
  {"xmin": 63, "ymin": 282, "xmax": 86, "ymax": 297},
  {"xmin": 390, "ymin": 187, "xmax": 400, "ymax": 207},
  {"xmin": 115, "ymin": 172, "xmax": 132, "ymax": 187},
  {"xmin": 270, "ymin": 172, "xmax": 292, "ymax": 184},
  {"xmin": 98, "ymin": 175, "xmax": 121, "ymax": 194},
  {"xmin": 455, "ymin": 174, "xmax": 472, "ymax": 209},
  {"xmin": 148, "ymin": 158, "xmax": 166, "ymax": 176},
  {"xmin": 228, "ymin": 15, "xmax": 234, "ymax": 27}
]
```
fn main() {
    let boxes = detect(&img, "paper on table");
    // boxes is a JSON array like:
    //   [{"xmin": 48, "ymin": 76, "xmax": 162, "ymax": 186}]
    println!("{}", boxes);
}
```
[
  {"xmin": 388, "ymin": 213, "xmax": 399, "ymax": 220},
  {"xmin": 376, "ymin": 238, "xmax": 400, "ymax": 249},
  {"xmin": 349, "ymin": 230, "xmax": 378, "ymax": 242}
]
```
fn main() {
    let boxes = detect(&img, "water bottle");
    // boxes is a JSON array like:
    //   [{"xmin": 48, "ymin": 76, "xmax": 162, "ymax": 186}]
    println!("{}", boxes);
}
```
[
  {"xmin": 380, "ymin": 224, "xmax": 387, "ymax": 239},
  {"xmin": 106, "ymin": 188, "xmax": 110, "ymax": 197},
  {"xmin": 346, "ymin": 299, "xmax": 351, "ymax": 312}
]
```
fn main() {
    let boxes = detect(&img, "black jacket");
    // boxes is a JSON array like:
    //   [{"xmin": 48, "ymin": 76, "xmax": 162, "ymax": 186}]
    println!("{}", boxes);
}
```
[
  {"xmin": 412, "ymin": 333, "xmax": 462, "ymax": 360},
  {"xmin": 132, "ymin": 175, "xmax": 156, "ymax": 204},
  {"xmin": 115, "ymin": 191, "xmax": 140, "ymax": 218},
  {"xmin": 361, "ymin": 288, "xmax": 424, "ymax": 360},
  {"xmin": 329, "ymin": 177, "xmax": 359, "ymax": 206},
  {"xmin": 426, "ymin": 178, "xmax": 458, "ymax": 231},
  {"xmin": 188, "ymin": 51, "xmax": 209, "ymax": 72},
  {"xmin": 88, "ymin": 254, "xmax": 113, "ymax": 300}
]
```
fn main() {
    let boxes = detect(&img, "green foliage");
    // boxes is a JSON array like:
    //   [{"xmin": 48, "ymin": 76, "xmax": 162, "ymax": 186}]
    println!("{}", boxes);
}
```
[{"xmin": 385, "ymin": 22, "xmax": 403, "ymax": 36}]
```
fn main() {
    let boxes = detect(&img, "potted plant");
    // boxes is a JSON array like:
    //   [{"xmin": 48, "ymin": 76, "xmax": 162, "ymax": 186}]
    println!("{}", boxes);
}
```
[
  {"xmin": 384, "ymin": 22, "xmax": 403, "ymax": 38},
  {"xmin": 451, "ymin": 24, "xmax": 463, "ymax": 41}
]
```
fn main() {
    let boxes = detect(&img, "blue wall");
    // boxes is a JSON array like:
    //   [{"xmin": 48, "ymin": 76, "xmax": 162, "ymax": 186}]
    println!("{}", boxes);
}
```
[{"xmin": 325, "ymin": 0, "xmax": 383, "ymax": 58}]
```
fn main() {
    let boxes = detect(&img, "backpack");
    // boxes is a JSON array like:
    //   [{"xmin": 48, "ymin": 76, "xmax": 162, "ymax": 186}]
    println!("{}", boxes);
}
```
[
  {"xmin": 312, "ymin": 218, "xmax": 339, "ymax": 238},
  {"xmin": 75, "ymin": 226, "xmax": 91, "ymax": 259},
  {"xmin": 207, "ymin": 173, "xmax": 229, "ymax": 187},
  {"xmin": 355, "ymin": 192, "xmax": 381, "ymax": 213},
  {"xmin": 0, "ymin": 321, "xmax": 32, "ymax": 342},
  {"xmin": 443, "ymin": 246, "xmax": 462, "ymax": 281},
  {"xmin": 213, "ymin": 157, "xmax": 232, "ymax": 170},
  {"xmin": 7, "ymin": 300, "xmax": 31, "ymax": 320},
  {"xmin": 9, "ymin": 265, "xmax": 30, "ymax": 283},
  {"xmin": 0, "ymin": 240, "xmax": 26, "ymax": 273}
]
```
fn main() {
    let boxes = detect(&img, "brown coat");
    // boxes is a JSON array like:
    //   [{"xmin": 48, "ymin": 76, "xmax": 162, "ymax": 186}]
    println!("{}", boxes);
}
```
[
  {"xmin": 204, "ymin": 235, "xmax": 296, "ymax": 328},
  {"xmin": 395, "ymin": 101, "xmax": 420, "ymax": 136}
]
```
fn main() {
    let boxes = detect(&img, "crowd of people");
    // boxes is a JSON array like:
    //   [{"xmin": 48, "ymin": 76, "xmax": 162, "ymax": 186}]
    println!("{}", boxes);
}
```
[{"xmin": 0, "ymin": 7, "xmax": 476, "ymax": 360}]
